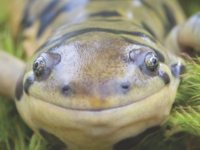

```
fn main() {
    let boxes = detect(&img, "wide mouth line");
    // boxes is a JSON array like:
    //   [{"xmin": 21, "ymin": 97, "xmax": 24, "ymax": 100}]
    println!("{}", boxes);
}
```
[{"xmin": 29, "ymin": 88, "xmax": 163, "ymax": 112}]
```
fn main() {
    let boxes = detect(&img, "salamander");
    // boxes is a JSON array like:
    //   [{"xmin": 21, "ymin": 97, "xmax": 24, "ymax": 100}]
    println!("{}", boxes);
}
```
[{"xmin": 1, "ymin": 0, "xmax": 200, "ymax": 150}]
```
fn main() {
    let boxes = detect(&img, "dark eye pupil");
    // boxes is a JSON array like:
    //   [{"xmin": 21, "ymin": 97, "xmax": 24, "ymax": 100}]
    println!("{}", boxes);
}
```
[
  {"xmin": 34, "ymin": 62, "xmax": 39, "ymax": 68},
  {"xmin": 151, "ymin": 57, "xmax": 157, "ymax": 64}
]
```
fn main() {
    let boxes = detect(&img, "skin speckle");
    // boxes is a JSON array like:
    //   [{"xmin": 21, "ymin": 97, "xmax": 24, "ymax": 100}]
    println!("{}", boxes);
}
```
[{"xmin": 113, "ymin": 126, "xmax": 160, "ymax": 150}]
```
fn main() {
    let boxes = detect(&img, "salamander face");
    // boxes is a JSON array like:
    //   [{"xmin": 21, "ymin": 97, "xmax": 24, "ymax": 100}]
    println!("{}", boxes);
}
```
[
  {"xmin": 26, "ymin": 34, "xmax": 169, "ymax": 111},
  {"xmin": 15, "ymin": 22, "xmax": 185, "ymax": 150}
]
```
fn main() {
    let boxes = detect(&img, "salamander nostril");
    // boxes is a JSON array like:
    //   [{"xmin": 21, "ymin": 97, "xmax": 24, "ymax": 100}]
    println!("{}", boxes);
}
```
[
  {"xmin": 62, "ymin": 85, "xmax": 71, "ymax": 96},
  {"xmin": 121, "ymin": 82, "xmax": 130, "ymax": 89},
  {"xmin": 120, "ymin": 82, "xmax": 130, "ymax": 93}
]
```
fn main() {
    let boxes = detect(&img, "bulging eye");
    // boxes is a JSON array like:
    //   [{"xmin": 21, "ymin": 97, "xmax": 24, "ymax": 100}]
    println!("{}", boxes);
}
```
[
  {"xmin": 33, "ymin": 57, "xmax": 45, "ymax": 76},
  {"xmin": 32, "ymin": 52, "xmax": 61, "ymax": 81},
  {"xmin": 145, "ymin": 52, "xmax": 159, "ymax": 71}
]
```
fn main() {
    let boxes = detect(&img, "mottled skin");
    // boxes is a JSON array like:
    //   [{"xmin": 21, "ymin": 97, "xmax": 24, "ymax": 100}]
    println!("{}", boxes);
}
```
[{"xmin": 1, "ymin": 0, "xmax": 200, "ymax": 150}]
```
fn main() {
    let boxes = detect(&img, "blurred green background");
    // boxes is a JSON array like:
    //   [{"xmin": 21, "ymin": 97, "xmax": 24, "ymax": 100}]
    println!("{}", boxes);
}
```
[{"xmin": 179, "ymin": 0, "xmax": 200, "ymax": 17}]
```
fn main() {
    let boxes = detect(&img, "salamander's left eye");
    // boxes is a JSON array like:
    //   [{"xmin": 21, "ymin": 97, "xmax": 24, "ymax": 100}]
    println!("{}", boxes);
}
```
[
  {"xmin": 145, "ymin": 52, "xmax": 159, "ymax": 71},
  {"xmin": 33, "ymin": 57, "xmax": 45, "ymax": 76}
]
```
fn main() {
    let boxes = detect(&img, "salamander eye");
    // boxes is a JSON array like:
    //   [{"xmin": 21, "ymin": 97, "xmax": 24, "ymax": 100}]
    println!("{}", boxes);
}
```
[
  {"xmin": 145, "ymin": 52, "xmax": 159, "ymax": 71},
  {"xmin": 33, "ymin": 57, "xmax": 45, "ymax": 76}
]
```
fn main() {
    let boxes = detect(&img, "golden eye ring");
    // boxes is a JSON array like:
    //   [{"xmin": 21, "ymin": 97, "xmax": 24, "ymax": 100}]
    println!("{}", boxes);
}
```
[{"xmin": 145, "ymin": 52, "xmax": 159, "ymax": 71}]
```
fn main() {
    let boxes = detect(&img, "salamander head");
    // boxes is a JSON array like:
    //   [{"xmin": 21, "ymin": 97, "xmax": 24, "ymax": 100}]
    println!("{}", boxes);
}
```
[{"xmin": 23, "ymin": 22, "xmax": 179, "ymax": 111}]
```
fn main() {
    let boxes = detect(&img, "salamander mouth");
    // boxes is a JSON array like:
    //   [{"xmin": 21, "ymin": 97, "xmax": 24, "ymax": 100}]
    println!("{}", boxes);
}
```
[{"xmin": 29, "ymin": 87, "xmax": 164, "ymax": 112}]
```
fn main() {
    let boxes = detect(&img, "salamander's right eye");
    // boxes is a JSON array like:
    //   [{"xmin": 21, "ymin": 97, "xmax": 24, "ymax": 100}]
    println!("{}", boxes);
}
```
[
  {"xmin": 33, "ymin": 57, "xmax": 46, "ymax": 76},
  {"xmin": 33, "ymin": 52, "xmax": 61, "ymax": 81}
]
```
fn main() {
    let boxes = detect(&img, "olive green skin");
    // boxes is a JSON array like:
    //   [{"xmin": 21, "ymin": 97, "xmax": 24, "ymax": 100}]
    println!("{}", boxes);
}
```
[{"xmin": 13, "ymin": 0, "xmax": 186, "ymax": 150}]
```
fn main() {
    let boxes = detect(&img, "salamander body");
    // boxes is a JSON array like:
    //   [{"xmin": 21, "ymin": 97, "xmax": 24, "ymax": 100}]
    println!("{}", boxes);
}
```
[{"xmin": 1, "ymin": 0, "xmax": 191, "ymax": 150}]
